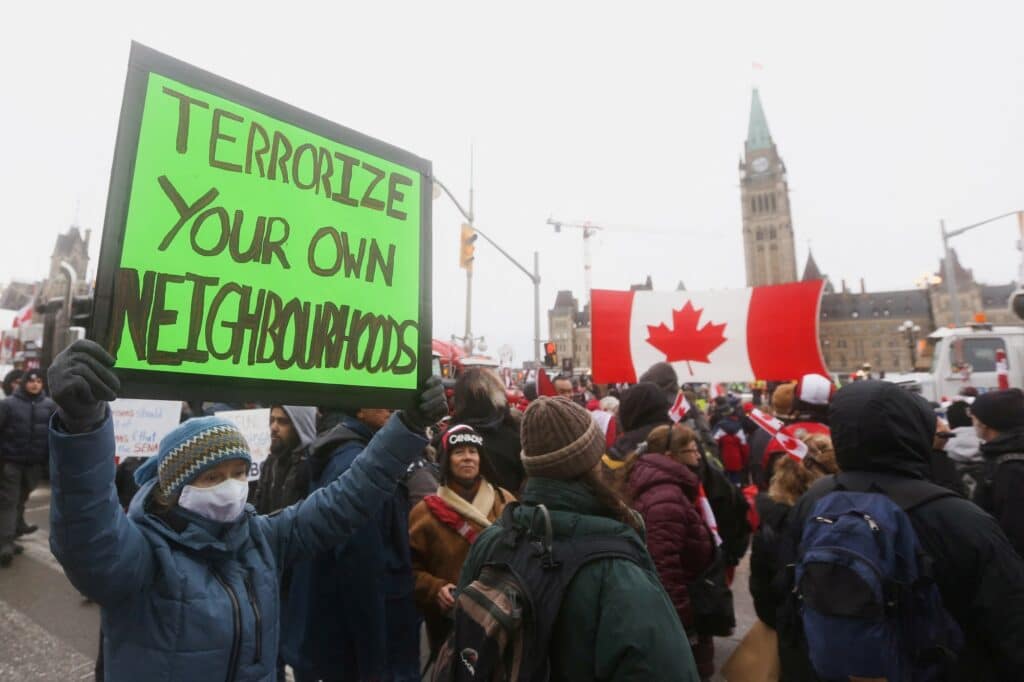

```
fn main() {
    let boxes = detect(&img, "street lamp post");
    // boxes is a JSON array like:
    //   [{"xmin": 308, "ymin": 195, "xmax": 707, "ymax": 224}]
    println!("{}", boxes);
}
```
[
  {"xmin": 898, "ymin": 319, "xmax": 921, "ymax": 370},
  {"xmin": 940, "ymin": 211, "xmax": 1023, "ymax": 327},
  {"xmin": 432, "ymin": 175, "xmax": 543, "ymax": 363}
]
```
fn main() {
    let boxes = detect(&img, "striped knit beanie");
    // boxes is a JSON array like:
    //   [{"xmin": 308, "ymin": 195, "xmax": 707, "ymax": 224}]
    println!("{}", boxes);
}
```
[{"xmin": 134, "ymin": 416, "xmax": 252, "ymax": 498}]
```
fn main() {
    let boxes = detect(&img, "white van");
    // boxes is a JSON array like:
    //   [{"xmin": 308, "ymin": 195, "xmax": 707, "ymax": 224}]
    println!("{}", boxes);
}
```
[{"xmin": 889, "ymin": 324, "xmax": 1024, "ymax": 402}]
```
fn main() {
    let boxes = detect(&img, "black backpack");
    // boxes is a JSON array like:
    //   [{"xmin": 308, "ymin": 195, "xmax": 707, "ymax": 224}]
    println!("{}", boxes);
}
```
[{"xmin": 430, "ymin": 502, "xmax": 647, "ymax": 681}]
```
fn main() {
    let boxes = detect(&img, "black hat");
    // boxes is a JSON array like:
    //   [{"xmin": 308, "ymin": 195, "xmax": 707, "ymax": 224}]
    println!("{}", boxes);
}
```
[
  {"xmin": 618, "ymin": 382, "xmax": 671, "ymax": 432},
  {"xmin": 639, "ymin": 362, "xmax": 680, "ymax": 402},
  {"xmin": 22, "ymin": 368, "xmax": 44, "ymax": 383},
  {"xmin": 439, "ymin": 423, "xmax": 486, "ymax": 483},
  {"xmin": 946, "ymin": 400, "xmax": 972, "ymax": 429},
  {"xmin": 971, "ymin": 389, "xmax": 1024, "ymax": 432}
]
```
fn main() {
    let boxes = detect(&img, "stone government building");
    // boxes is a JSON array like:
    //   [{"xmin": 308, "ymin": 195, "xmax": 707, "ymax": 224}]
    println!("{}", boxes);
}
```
[{"xmin": 547, "ymin": 88, "xmax": 1019, "ymax": 378}]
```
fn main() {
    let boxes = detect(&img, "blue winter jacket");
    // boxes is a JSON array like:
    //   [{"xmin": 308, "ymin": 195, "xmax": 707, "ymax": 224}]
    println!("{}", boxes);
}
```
[
  {"xmin": 280, "ymin": 416, "xmax": 420, "ymax": 680},
  {"xmin": 48, "ymin": 412, "xmax": 426, "ymax": 682}
]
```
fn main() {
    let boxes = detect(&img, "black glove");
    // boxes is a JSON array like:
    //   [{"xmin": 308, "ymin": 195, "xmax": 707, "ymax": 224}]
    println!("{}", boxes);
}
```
[
  {"xmin": 398, "ymin": 376, "xmax": 447, "ymax": 433},
  {"xmin": 48, "ymin": 339, "xmax": 120, "ymax": 433}
]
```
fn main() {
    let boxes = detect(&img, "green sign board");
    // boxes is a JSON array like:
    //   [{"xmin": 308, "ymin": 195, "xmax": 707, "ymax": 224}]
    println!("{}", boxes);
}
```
[{"xmin": 93, "ymin": 43, "xmax": 432, "ymax": 407}]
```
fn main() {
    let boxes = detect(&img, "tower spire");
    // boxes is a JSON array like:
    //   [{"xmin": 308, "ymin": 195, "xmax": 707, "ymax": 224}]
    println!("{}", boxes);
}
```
[{"xmin": 746, "ymin": 88, "xmax": 772, "ymax": 154}]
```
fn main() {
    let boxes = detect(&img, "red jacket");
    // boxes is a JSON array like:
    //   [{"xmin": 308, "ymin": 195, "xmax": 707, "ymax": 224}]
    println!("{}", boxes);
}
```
[{"xmin": 628, "ymin": 453, "xmax": 716, "ymax": 676}]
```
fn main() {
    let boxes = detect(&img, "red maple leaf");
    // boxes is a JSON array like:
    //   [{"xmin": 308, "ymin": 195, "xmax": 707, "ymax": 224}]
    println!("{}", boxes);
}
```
[{"xmin": 646, "ymin": 301, "xmax": 728, "ymax": 376}]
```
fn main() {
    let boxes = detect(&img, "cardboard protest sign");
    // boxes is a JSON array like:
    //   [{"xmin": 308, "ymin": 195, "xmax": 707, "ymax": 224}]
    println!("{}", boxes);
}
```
[
  {"xmin": 93, "ymin": 43, "xmax": 432, "ymax": 408},
  {"xmin": 110, "ymin": 398, "xmax": 182, "ymax": 463},
  {"xmin": 215, "ymin": 408, "xmax": 271, "ymax": 481}
]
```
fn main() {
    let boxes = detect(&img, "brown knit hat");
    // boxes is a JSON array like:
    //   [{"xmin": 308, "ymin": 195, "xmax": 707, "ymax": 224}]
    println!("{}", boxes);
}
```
[{"xmin": 520, "ymin": 396, "xmax": 606, "ymax": 480}]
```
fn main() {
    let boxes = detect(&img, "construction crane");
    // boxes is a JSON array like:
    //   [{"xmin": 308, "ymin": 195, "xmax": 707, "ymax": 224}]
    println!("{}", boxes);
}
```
[{"xmin": 546, "ymin": 218, "xmax": 608, "ymax": 308}]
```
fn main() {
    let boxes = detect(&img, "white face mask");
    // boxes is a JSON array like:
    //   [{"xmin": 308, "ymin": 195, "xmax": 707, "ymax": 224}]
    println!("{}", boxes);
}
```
[{"xmin": 178, "ymin": 478, "xmax": 249, "ymax": 523}]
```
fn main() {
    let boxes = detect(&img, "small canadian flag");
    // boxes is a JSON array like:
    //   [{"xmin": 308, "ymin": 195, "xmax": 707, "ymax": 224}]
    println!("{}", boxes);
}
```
[
  {"xmin": 749, "ymin": 408, "xmax": 808, "ymax": 461},
  {"xmin": 592, "ymin": 281, "xmax": 828, "ymax": 383},
  {"xmin": 668, "ymin": 392, "xmax": 692, "ymax": 423}
]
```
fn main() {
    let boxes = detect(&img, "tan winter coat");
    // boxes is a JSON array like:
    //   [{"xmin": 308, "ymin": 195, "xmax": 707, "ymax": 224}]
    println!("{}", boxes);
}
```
[{"xmin": 409, "ymin": 482, "xmax": 513, "ymax": 652}]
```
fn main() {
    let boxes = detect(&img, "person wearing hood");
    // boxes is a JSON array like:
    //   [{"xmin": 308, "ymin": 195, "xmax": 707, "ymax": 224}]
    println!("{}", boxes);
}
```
[
  {"xmin": 2, "ymin": 368, "xmax": 23, "ymax": 397},
  {"xmin": 972, "ymin": 388, "xmax": 1024, "ymax": 557},
  {"xmin": 776, "ymin": 381, "xmax": 1024, "ymax": 681},
  {"xmin": 408, "ymin": 423, "xmax": 514, "ymax": 656},
  {"xmin": 625, "ymin": 423, "xmax": 717, "ymax": 680},
  {"xmin": 448, "ymin": 368, "xmax": 524, "ymax": 494},
  {"xmin": 606, "ymin": 382, "xmax": 671, "ymax": 463},
  {"xmin": 44, "ymin": 340, "xmax": 447, "ymax": 681},
  {"xmin": 639, "ymin": 362, "xmax": 719, "ymax": 460},
  {"xmin": 253, "ymin": 405, "xmax": 318, "ymax": 515},
  {"xmin": 0, "ymin": 367, "xmax": 56, "ymax": 565}
]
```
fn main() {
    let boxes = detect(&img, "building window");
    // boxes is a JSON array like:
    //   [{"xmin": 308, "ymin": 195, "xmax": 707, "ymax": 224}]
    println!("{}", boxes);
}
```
[
  {"xmin": 756, "ymin": 229, "xmax": 763, "ymax": 241},
  {"xmin": 751, "ymin": 197, "xmax": 756, "ymax": 213},
  {"xmin": 770, "ymin": 227, "xmax": 777, "ymax": 239},
  {"xmin": 770, "ymin": 194, "xmax": 777, "ymax": 211}
]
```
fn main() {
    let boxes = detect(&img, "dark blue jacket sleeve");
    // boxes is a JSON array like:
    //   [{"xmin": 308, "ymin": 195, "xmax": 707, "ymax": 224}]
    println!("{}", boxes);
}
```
[
  {"xmin": 258, "ymin": 414, "xmax": 426, "ymax": 568},
  {"xmin": 48, "ymin": 415, "xmax": 154, "ymax": 605}
]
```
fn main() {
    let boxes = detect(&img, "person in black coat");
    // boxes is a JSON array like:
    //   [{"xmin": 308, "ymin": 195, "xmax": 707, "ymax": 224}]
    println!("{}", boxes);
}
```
[
  {"xmin": 971, "ymin": 388, "xmax": 1024, "ymax": 558},
  {"xmin": 0, "ymin": 368, "xmax": 56, "ymax": 565},
  {"xmin": 776, "ymin": 381, "xmax": 1024, "ymax": 681}
]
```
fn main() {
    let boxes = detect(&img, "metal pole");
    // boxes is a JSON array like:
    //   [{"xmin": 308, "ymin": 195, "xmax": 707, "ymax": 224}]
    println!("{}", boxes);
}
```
[
  {"xmin": 464, "ymin": 268, "xmax": 473, "ymax": 353},
  {"xmin": 533, "ymin": 251, "xmax": 541, "ymax": 363},
  {"xmin": 583, "ymin": 227, "xmax": 593, "ymax": 309},
  {"xmin": 941, "ymin": 220, "xmax": 962, "ymax": 327},
  {"xmin": 464, "ymin": 148, "xmax": 475, "ymax": 353},
  {"xmin": 1018, "ymin": 212, "xmax": 1024, "ymax": 285}
]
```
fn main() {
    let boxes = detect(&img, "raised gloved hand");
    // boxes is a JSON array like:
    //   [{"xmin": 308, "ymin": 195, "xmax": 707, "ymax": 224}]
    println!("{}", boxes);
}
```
[
  {"xmin": 398, "ymin": 376, "xmax": 447, "ymax": 432},
  {"xmin": 47, "ymin": 339, "xmax": 120, "ymax": 433}
]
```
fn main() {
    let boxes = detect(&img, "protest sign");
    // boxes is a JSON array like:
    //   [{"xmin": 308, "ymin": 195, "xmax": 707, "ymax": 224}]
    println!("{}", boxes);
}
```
[
  {"xmin": 215, "ymin": 408, "xmax": 271, "ymax": 481},
  {"xmin": 92, "ymin": 43, "xmax": 432, "ymax": 408},
  {"xmin": 110, "ymin": 398, "xmax": 181, "ymax": 463}
]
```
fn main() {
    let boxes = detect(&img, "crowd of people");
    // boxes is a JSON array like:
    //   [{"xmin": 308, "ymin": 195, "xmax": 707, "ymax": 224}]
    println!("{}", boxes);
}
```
[{"xmin": 4, "ymin": 340, "xmax": 1024, "ymax": 680}]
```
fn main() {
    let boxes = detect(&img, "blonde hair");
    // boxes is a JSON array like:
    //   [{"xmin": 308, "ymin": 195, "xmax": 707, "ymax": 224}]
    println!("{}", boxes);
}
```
[
  {"xmin": 768, "ymin": 433, "xmax": 838, "ymax": 506},
  {"xmin": 644, "ymin": 424, "xmax": 696, "ymax": 465}
]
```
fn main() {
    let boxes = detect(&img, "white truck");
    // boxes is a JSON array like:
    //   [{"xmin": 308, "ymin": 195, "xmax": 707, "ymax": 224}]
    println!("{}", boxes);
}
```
[{"xmin": 889, "ymin": 323, "xmax": 1024, "ymax": 402}]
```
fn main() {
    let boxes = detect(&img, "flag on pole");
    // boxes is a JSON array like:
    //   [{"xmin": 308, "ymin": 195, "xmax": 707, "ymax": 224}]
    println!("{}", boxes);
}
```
[
  {"xmin": 997, "ymin": 348, "xmax": 1010, "ymax": 390},
  {"xmin": 537, "ymin": 369, "xmax": 558, "ymax": 397},
  {"xmin": 748, "ymin": 408, "xmax": 809, "ymax": 462},
  {"xmin": 12, "ymin": 303, "xmax": 32, "ymax": 328},
  {"xmin": 591, "ymin": 281, "xmax": 827, "ymax": 384}
]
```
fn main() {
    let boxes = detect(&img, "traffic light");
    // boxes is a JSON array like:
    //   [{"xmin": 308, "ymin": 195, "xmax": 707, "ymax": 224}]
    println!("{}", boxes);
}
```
[
  {"xmin": 459, "ymin": 224, "xmax": 477, "ymax": 270},
  {"xmin": 544, "ymin": 341, "xmax": 558, "ymax": 367}
]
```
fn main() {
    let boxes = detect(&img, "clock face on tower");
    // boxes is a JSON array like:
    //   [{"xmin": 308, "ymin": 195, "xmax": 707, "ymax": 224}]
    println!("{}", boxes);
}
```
[{"xmin": 751, "ymin": 157, "xmax": 769, "ymax": 173}]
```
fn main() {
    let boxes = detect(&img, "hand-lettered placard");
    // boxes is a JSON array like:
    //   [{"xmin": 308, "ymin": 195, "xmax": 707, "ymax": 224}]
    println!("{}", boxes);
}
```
[
  {"xmin": 110, "ymin": 398, "xmax": 182, "ymax": 463},
  {"xmin": 92, "ymin": 43, "xmax": 432, "ymax": 408},
  {"xmin": 215, "ymin": 408, "xmax": 271, "ymax": 481}
]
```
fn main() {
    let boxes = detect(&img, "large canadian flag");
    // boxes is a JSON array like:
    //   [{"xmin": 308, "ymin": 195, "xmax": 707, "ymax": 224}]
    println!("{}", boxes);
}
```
[{"xmin": 592, "ymin": 280, "xmax": 827, "ymax": 383}]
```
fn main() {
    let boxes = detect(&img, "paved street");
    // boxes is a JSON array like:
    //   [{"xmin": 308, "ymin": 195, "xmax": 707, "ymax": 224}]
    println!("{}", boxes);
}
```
[
  {"xmin": 0, "ymin": 485, "xmax": 100, "ymax": 680},
  {"xmin": 0, "ymin": 483, "xmax": 755, "ymax": 681}
]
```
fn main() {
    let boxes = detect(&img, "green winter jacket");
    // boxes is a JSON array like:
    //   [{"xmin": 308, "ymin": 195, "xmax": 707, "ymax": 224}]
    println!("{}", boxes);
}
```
[{"xmin": 458, "ymin": 477, "xmax": 699, "ymax": 682}]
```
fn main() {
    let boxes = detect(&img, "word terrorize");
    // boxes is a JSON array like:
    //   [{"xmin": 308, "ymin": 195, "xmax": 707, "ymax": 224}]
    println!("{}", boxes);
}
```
[
  {"xmin": 92, "ymin": 44, "xmax": 430, "ymax": 405},
  {"xmin": 162, "ymin": 86, "xmax": 414, "ymax": 223}
]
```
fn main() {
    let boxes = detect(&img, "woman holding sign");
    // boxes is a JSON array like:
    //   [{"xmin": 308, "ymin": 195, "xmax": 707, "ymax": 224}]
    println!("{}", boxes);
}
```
[{"xmin": 45, "ymin": 339, "xmax": 446, "ymax": 682}]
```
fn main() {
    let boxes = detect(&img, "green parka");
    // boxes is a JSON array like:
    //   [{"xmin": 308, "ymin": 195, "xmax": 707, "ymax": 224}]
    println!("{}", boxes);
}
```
[{"xmin": 457, "ymin": 477, "xmax": 699, "ymax": 682}]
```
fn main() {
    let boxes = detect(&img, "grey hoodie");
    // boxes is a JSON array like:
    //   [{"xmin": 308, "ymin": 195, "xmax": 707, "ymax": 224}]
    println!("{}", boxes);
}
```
[{"xmin": 282, "ymin": 405, "xmax": 318, "ymax": 450}]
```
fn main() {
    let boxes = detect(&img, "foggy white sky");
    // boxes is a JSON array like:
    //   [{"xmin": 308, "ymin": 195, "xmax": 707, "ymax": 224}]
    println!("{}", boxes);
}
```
[{"xmin": 3, "ymin": 0, "xmax": 1023, "ymax": 364}]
